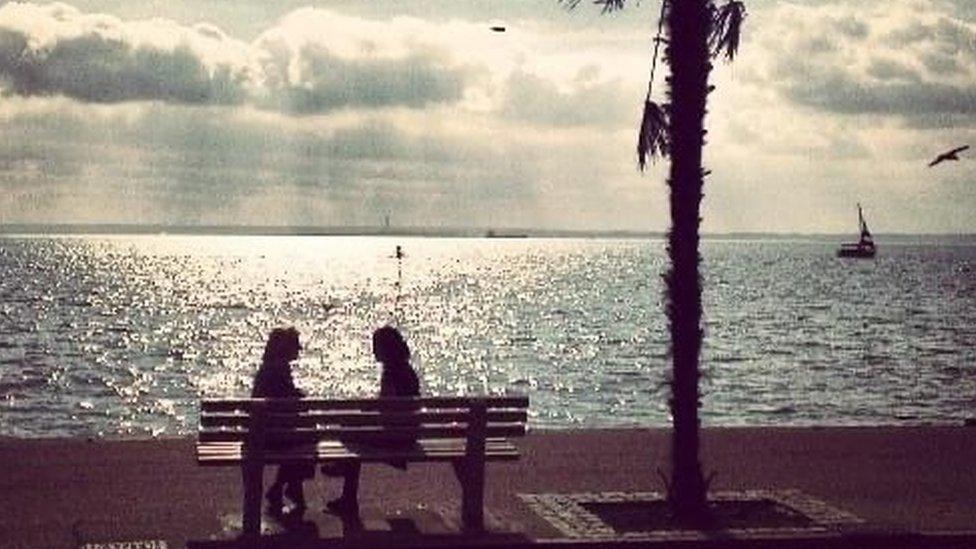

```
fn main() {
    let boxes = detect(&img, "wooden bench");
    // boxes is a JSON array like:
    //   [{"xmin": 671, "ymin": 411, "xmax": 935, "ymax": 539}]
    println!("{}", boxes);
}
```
[{"xmin": 197, "ymin": 396, "xmax": 529, "ymax": 536}]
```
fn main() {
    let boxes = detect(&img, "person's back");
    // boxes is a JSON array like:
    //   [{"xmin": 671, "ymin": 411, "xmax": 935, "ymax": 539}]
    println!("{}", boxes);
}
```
[
  {"xmin": 376, "ymin": 329, "xmax": 420, "ymax": 464},
  {"xmin": 380, "ymin": 360, "xmax": 419, "ymax": 397},
  {"xmin": 375, "ymin": 325, "xmax": 419, "ymax": 398},
  {"xmin": 252, "ymin": 360, "xmax": 302, "ymax": 399}
]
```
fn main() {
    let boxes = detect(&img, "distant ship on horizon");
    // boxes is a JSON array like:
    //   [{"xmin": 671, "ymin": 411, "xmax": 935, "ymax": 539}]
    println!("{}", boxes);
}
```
[
  {"xmin": 485, "ymin": 229, "xmax": 528, "ymax": 238},
  {"xmin": 837, "ymin": 203, "xmax": 876, "ymax": 258}
]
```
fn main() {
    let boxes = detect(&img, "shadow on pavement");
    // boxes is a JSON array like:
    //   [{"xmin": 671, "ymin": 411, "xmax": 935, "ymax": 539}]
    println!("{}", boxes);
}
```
[{"xmin": 188, "ymin": 511, "xmax": 531, "ymax": 549}]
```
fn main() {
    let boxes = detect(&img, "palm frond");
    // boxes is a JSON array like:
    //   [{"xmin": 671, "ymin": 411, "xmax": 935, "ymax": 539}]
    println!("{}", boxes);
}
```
[
  {"xmin": 596, "ymin": 0, "xmax": 627, "ymax": 13},
  {"xmin": 559, "ymin": 0, "xmax": 626, "ymax": 12},
  {"xmin": 646, "ymin": 0, "xmax": 669, "ymax": 100},
  {"xmin": 637, "ymin": 99, "xmax": 669, "ymax": 170},
  {"xmin": 709, "ymin": 1, "xmax": 746, "ymax": 61}
]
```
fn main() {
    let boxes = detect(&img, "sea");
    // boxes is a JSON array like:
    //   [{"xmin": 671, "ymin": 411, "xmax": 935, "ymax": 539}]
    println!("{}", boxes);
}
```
[{"xmin": 1, "ymin": 234, "xmax": 974, "ymax": 438}]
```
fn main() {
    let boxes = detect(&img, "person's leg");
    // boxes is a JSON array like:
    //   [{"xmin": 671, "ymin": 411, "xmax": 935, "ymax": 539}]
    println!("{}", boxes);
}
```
[
  {"xmin": 282, "ymin": 463, "xmax": 312, "ymax": 515},
  {"xmin": 265, "ymin": 469, "xmax": 285, "ymax": 515},
  {"xmin": 341, "ymin": 461, "xmax": 361, "ymax": 502},
  {"xmin": 283, "ymin": 479, "xmax": 306, "ymax": 514},
  {"xmin": 326, "ymin": 460, "xmax": 360, "ymax": 513}
]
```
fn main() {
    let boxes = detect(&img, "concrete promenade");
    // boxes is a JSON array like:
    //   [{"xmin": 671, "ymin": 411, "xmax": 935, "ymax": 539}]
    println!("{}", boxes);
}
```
[{"xmin": 2, "ymin": 427, "xmax": 976, "ymax": 548}]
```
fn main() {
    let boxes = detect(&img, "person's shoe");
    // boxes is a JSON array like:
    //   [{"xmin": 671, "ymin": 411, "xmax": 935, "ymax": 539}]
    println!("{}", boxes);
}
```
[
  {"xmin": 265, "ymin": 488, "xmax": 284, "ymax": 517},
  {"xmin": 282, "ymin": 501, "xmax": 307, "ymax": 519},
  {"xmin": 284, "ymin": 484, "xmax": 306, "ymax": 507},
  {"xmin": 325, "ymin": 497, "xmax": 359, "ymax": 515},
  {"xmin": 266, "ymin": 499, "xmax": 284, "ymax": 517}
]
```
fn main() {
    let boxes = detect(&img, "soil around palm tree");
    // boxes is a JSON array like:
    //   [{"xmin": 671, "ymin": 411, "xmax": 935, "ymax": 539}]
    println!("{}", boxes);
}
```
[
  {"xmin": 582, "ymin": 499, "xmax": 815, "ymax": 532},
  {"xmin": 519, "ymin": 489, "xmax": 866, "ymax": 541}
]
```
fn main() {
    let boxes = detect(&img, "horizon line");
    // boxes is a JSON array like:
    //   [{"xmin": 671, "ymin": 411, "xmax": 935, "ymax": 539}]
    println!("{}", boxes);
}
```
[{"xmin": 2, "ymin": 223, "xmax": 976, "ymax": 239}]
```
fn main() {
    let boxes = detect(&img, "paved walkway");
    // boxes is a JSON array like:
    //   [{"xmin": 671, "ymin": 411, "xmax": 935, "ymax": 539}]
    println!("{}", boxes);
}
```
[{"xmin": 2, "ymin": 427, "xmax": 976, "ymax": 548}]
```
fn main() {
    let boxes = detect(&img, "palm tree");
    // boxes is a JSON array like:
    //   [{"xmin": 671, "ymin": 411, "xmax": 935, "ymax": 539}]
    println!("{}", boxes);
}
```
[{"xmin": 565, "ymin": 0, "xmax": 745, "ymax": 518}]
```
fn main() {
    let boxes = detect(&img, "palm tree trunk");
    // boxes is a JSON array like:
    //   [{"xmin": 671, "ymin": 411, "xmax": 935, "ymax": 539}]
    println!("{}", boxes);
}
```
[{"xmin": 664, "ymin": 0, "xmax": 711, "ymax": 516}]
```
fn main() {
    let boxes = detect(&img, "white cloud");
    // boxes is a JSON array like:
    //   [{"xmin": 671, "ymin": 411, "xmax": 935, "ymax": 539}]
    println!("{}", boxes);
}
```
[
  {"xmin": 0, "ymin": 2, "xmax": 257, "ymax": 104},
  {"xmin": 4, "ymin": 0, "xmax": 974, "ymax": 233},
  {"xmin": 499, "ymin": 66, "xmax": 635, "ymax": 128},
  {"xmin": 0, "ymin": 2, "xmax": 636, "ymax": 125},
  {"xmin": 251, "ymin": 9, "xmax": 490, "ymax": 113},
  {"xmin": 0, "ymin": 98, "xmax": 655, "ymax": 229}
]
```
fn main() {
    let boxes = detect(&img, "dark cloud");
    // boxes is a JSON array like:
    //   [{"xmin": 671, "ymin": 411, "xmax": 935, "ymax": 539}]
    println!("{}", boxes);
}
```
[
  {"xmin": 884, "ymin": 21, "xmax": 934, "ymax": 46},
  {"xmin": 0, "ymin": 3, "xmax": 479, "ymax": 114},
  {"xmin": 835, "ymin": 17, "xmax": 869, "ymax": 39},
  {"xmin": 752, "ymin": 2, "xmax": 976, "ymax": 123},
  {"xmin": 0, "ymin": 29, "xmax": 248, "ymax": 104},
  {"xmin": 259, "ymin": 45, "xmax": 474, "ymax": 114},
  {"xmin": 0, "ymin": 101, "xmax": 558, "ymax": 226},
  {"xmin": 0, "ymin": 3, "xmax": 253, "ymax": 105},
  {"xmin": 921, "ymin": 52, "xmax": 962, "ymax": 75},
  {"xmin": 0, "ymin": 2, "xmax": 638, "ymax": 130},
  {"xmin": 866, "ymin": 58, "xmax": 920, "ymax": 82},
  {"xmin": 787, "ymin": 71, "xmax": 976, "ymax": 116}
]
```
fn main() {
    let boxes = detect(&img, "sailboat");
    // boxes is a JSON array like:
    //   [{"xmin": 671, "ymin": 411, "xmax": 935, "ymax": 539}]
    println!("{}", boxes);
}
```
[{"xmin": 837, "ymin": 203, "xmax": 876, "ymax": 258}]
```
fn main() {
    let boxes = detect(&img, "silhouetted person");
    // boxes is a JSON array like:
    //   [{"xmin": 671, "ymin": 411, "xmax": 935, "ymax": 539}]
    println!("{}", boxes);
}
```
[
  {"xmin": 928, "ymin": 145, "xmax": 969, "ymax": 167},
  {"xmin": 252, "ymin": 326, "xmax": 313, "ymax": 517},
  {"xmin": 375, "ymin": 325, "xmax": 420, "ymax": 398},
  {"xmin": 322, "ymin": 326, "xmax": 420, "ymax": 515}
]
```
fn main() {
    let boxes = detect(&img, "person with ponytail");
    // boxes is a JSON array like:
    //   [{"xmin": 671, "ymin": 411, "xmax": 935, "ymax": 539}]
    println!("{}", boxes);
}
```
[{"xmin": 322, "ymin": 325, "xmax": 420, "ymax": 515}]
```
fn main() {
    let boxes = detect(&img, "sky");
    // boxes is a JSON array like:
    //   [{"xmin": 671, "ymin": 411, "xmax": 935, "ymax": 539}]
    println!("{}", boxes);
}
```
[{"xmin": 0, "ymin": 0, "xmax": 974, "ymax": 234}]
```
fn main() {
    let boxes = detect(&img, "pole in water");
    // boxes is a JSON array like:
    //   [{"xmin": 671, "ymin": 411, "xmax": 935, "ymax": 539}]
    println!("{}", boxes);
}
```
[
  {"xmin": 396, "ymin": 245, "xmax": 404, "ymax": 285},
  {"xmin": 393, "ymin": 245, "xmax": 404, "ymax": 322}
]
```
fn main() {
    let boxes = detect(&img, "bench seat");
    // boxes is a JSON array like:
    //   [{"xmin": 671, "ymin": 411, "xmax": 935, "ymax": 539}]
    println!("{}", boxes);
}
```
[{"xmin": 197, "ymin": 438, "xmax": 520, "ymax": 465}]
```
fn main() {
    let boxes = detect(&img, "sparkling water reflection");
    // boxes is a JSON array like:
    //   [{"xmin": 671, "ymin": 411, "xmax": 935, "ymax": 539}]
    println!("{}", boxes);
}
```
[{"xmin": 0, "ymin": 235, "xmax": 974, "ymax": 437}]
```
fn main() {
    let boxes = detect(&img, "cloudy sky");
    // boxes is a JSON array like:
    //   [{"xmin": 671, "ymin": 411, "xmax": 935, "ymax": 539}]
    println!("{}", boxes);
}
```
[{"xmin": 1, "ymin": 0, "xmax": 974, "ymax": 233}]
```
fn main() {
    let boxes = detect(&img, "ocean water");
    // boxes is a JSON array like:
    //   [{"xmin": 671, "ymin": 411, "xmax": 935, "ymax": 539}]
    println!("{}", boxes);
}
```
[{"xmin": 1, "ymin": 234, "xmax": 974, "ymax": 437}]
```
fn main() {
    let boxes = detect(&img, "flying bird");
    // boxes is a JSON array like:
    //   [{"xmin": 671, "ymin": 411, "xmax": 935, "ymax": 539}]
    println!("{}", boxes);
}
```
[
  {"xmin": 928, "ymin": 145, "xmax": 969, "ymax": 167},
  {"xmin": 489, "ymin": 19, "xmax": 507, "ymax": 32}
]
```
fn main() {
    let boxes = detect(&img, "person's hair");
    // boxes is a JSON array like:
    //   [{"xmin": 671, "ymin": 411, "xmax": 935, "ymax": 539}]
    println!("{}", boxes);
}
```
[
  {"xmin": 262, "ymin": 326, "xmax": 301, "ymax": 365},
  {"xmin": 373, "ymin": 325, "xmax": 410, "ymax": 365}
]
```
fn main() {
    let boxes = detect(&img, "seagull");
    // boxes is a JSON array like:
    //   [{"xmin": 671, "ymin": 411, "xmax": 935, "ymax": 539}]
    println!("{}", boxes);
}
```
[{"xmin": 928, "ymin": 145, "xmax": 969, "ymax": 167}]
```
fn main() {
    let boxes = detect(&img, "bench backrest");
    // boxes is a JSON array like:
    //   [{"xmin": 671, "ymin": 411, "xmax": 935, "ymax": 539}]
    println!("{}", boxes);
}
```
[{"xmin": 199, "ymin": 396, "xmax": 529, "ymax": 446}]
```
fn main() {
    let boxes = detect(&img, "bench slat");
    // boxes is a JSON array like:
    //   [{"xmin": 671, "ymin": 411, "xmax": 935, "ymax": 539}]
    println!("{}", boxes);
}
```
[
  {"xmin": 196, "ymin": 438, "xmax": 516, "ymax": 451},
  {"xmin": 196, "ymin": 450, "xmax": 521, "ymax": 462},
  {"xmin": 200, "ymin": 409, "xmax": 528, "ymax": 428},
  {"xmin": 201, "ymin": 396, "xmax": 528, "ymax": 413},
  {"xmin": 197, "ymin": 453, "xmax": 520, "ymax": 466},
  {"xmin": 196, "ymin": 448, "xmax": 519, "ymax": 458},
  {"xmin": 196, "ymin": 439, "xmax": 519, "ymax": 465},
  {"xmin": 198, "ymin": 423, "xmax": 526, "ymax": 443},
  {"xmin": 196, "ymin": 438, "xmax": 516, "ymax": 453}
]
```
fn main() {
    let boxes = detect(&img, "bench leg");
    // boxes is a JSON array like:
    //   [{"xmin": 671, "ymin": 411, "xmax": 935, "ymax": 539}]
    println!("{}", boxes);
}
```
[
  {"xmin": 241, "ymin": 461, "xmax": 263, "ymax": 537},
  {"xmin": 452, "ymin": 459, "xmax": 485, "ymax": 532}
]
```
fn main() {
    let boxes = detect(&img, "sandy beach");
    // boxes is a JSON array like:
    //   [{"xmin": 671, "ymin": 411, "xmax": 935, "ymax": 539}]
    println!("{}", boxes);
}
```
[{"xmin": 2, "ymin": 426, "xmax": 976, "ymax": 547}]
